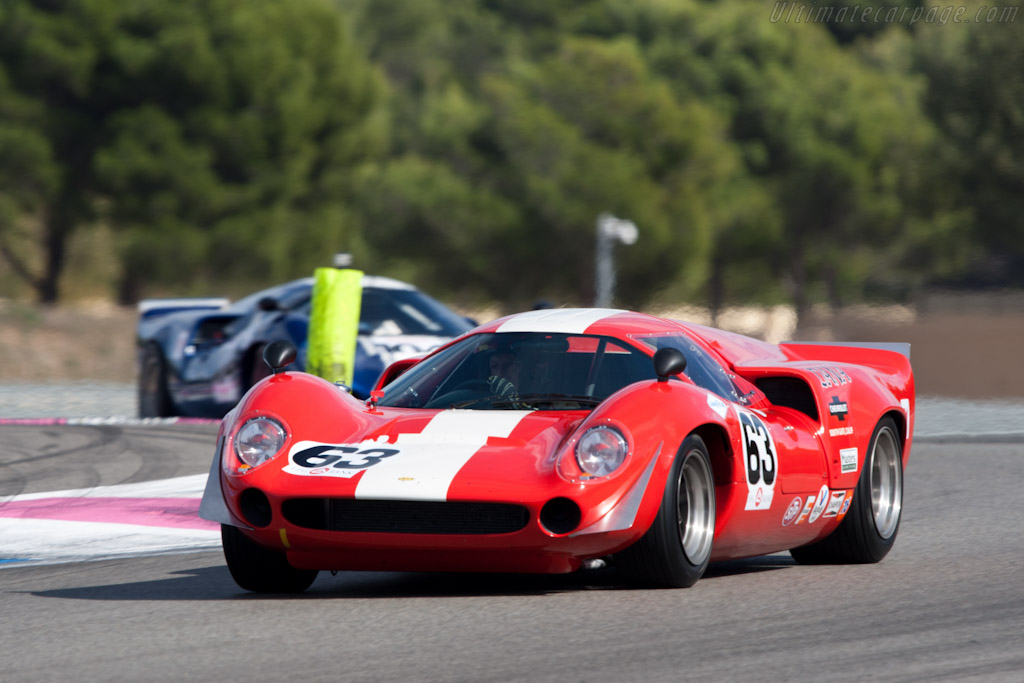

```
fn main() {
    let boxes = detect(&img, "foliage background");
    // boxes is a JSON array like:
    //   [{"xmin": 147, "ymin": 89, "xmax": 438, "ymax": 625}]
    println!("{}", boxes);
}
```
[{"xmin": 0, "ymin": 0, "xmax": 1021, "ymax": 320}]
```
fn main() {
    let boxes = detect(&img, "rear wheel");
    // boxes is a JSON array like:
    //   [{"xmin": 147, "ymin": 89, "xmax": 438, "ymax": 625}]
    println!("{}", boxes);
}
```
[
  {"xmin": 221, "ymin": 524, "xmax": 318, "ymax": 593},
  {"xmin": 791, "ymin": 416, "xmax": 903, "ymax": 564},
  {"xmin": 617, "ymin": 434, "xmax": 716, "ymax": 588},
  {"xmin": 138, "ymin": 344, "xmax": 173, "ymax": 417}
]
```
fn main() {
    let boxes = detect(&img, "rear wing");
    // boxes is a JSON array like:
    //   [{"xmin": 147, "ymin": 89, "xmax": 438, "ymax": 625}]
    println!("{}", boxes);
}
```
[
  {"xmin": 137, "ymin": 297, "xmax": 230, "ymax": 321},
  {"xmin": 782, "ymin": 341, "xmax": 910, "ymax": 359},
  {"xmin": 779, "ymin": 341, "xmax": 912, "ymax": 381}
]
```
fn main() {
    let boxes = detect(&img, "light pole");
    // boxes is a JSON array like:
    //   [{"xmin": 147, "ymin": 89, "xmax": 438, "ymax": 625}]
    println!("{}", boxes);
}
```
[{"xmin": 594, "ymin": 212, "xmax": 638, "ymax": 308}]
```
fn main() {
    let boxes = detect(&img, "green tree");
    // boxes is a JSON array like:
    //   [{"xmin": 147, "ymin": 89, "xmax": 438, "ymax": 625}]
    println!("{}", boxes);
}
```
[
  {"xmin": 914, "ymin": 5, "xmax": 1024, "ymax": 287},
  {"xmin": 0, "ymin": 0, "xmax": 386, "ymax": 303},
  {"xmin": 642, "ymin": 3, "xmax": 947, "ymax": 317},
  {"xmin": 342, "ymin": 1, "xmax": 745, "ymax": 308}
]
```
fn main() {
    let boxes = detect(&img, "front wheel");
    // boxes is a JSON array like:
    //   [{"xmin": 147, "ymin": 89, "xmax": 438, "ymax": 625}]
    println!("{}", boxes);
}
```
[
  {"xmin": 791, "ymin": 416, "xmax": 904, "ymax": 564},
  {"xmin": 617, "ymin": 434, "xmax": 716, "ymax": 588},
  {"xmin": 221, "ymin": 524, "xmax": 318, "ymax": 593},
  {"xmin": 138, "ymin": 344, "xmax": 174, "ymax": 418}
]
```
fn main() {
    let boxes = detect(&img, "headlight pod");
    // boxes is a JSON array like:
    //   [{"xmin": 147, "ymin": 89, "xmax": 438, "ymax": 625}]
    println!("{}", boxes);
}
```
[
  {"xmin": 575, "ymin": 426, "xmax": 628, "ymax": 477},
  {"xmin": 234, "ymin": 417, "xmax": 286, "ymax": 470}
]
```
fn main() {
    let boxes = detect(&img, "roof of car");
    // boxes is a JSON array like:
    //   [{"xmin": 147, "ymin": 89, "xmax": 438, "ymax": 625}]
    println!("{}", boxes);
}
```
[
  {"xmin": 478, "ymin": 308, "xmax": 680, "ymax": 336},
  {"xmin": 286, "ymin": 275, "xmax": 416, "ymax": 291},
  {"xmin": 472, "ymin": 308, "xmax": 786, "ymax": 366}
]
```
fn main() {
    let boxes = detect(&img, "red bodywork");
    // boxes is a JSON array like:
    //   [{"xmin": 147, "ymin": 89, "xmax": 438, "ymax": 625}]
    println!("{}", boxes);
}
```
[{"xmin": 203, "ymin": 310, "xmax": 914, "ymax": 574}]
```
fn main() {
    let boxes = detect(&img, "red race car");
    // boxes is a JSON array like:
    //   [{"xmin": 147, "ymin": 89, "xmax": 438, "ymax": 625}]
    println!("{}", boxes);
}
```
[{"xmin": 199, "ymin": 308, "xmax": 914, "ymax": 593}]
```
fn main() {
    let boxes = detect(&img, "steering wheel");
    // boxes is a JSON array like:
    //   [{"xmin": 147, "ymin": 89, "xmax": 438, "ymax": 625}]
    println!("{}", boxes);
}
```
[{"xmin": 423, "ymin": 379, "xmax": 491, "ymax": 409}]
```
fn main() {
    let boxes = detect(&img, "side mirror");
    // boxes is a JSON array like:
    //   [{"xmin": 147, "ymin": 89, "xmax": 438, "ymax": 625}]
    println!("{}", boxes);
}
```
[
  {"xmin": 653, "ymin": 347, "xmax": 687, "ymax": 382},
  {"xmin": 263, "ymin": 340, "xmax": 297, "ymax": 374},
  {"xmin": 257, "ymin": 296, "xmax": 280, "ymax": 312}
]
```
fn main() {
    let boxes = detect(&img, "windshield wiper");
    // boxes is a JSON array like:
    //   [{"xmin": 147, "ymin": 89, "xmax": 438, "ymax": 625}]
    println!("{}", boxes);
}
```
[
  {"xmin": 491, "ymin": 394, "xmax": 603, "ymax": 409},
  {"xmin": 448, "ymin": 395, "xmax": 501, "ymax": 409},
  {"xmin": 446, "ymin": 393, "xmax": 603, "ymax": 410}
]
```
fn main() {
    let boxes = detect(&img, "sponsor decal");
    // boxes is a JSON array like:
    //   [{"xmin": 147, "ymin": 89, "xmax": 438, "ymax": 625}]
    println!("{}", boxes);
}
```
[
  {"xmin": 822, "ymin": 490, "xmax": 846, "ymax": 517},
  {"xmin": 829, "ymin": 426, "xmax": 853, "ymax": 437},
  {"xmin": 840, "ymin": 447, "xmax": 858, "ymax": 474},
  {"xmin": 707, "ymin": 394, "xmax": 729, "ymax": 419},
  {"xmin": 795, "ymin": 497, "xmax": 815, "ymax": 525},
  {"xmin": 284, "ymin": 441, "xmax": 401, "ymax": 479},
  {"xmin": 739, "ymin": 410, "xmax": 779, "ymax": 511},
  {"xmin": 357, "ymin": 335, "xmax": 447, "ymax": 370},
  {"xmin": 836, "ymin": 491, "xmax": 855, "ymax": 521},
  {"xmin": 808, "ymin": 484, "xmax": 829, "ymax": 523},
  {"xmin": 809, "ymin": 366, "xmax": 851, "ymax": 389},
  {"xmin": 782, "ymin": 497, "xmax": 803, "ymax": 526},
  {"xmin": 828, "ymin": 396, "xmax": 849, "ymax": 422}
]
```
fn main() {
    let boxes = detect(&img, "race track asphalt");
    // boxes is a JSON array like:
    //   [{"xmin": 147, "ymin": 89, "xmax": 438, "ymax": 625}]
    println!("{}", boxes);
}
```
[{"xmin": 0, "ymin": 423, "xmax": 1022, "ymax": 682}]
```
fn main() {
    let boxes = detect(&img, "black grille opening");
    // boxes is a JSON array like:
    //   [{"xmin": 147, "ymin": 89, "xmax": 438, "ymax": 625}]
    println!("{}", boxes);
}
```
[
  {"xmin": 282, "ymin": 498, "xmax": 530, "ymax": 535},
  {"xmin": 756, "ymin": 377, "xmax": 819, "ymax": 421}
]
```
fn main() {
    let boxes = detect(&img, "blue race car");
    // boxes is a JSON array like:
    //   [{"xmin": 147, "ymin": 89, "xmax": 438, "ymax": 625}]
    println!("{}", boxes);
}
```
[{"xmin": 136, "ymin": 276, "xmax": 474, "ymax": 417}]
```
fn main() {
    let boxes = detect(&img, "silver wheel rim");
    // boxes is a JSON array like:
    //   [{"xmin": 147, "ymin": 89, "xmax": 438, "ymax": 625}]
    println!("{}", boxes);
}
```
[
  {"xmin": 870, "ymin": 426, "xmax": 902, "ymax": 539},
  {"xmin": 678, "ymin": 449, "xmax": 715, "ymax": 564}
]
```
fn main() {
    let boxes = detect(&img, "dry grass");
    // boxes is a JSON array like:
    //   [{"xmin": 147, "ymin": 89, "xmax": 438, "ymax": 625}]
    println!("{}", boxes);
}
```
[
  {"xmin": 0, "ymin": 300, "xmax": 137, "ymax": 382},
  {"xmin": 812, "ymin": 310, "xmax": 1024, "ymax": 399}
]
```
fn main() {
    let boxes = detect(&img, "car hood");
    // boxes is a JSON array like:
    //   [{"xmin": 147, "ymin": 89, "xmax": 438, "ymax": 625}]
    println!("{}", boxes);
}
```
[{"xmin": 279, "ymin": 409, "xmax": 588, "ymax": 502}]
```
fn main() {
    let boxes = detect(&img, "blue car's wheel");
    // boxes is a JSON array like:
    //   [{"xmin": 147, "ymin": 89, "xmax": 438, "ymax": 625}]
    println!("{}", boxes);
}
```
[
  {"xmin": 138, "ymin": 343, "xmax": 174, "ymax": 418},
  {"xmin": 617, "ymin": 434, "xmax": 716, "ymax": 588}
]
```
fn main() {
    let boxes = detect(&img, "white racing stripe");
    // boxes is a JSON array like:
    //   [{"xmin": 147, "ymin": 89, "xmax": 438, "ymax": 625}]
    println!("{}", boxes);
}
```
[
  {"xmin": 355, "ymin": 410, "xmax": 530, "ymax": 501},
  {"xmin": 0, "ymin": 518, "xmax": 220, "ymax": 567},
  {"xmin": 496, "ymin": 308, "xmax": 624, "ymax": 334},
  {"xmin": 2, "ymin": 474, "xmax": 208, "ymax": 504}
]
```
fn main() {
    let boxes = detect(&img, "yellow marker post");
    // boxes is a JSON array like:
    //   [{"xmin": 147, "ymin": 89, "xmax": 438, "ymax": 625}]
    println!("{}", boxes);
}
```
[{"xmin": 306, "ymin": 267, "xmax": 363, "ymax": 385}]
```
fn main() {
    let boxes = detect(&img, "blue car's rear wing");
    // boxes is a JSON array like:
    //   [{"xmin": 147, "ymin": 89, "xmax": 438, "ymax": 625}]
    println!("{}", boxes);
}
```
[{"xmin": 138, "ymin": 298, "xmax": 230, "ymax": 321}]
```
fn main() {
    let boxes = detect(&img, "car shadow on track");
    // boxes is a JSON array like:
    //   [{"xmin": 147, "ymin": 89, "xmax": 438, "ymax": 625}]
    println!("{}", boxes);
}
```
[{"xmin": 23, "ymin": 554, "xmax": 796, "ymax": 601}]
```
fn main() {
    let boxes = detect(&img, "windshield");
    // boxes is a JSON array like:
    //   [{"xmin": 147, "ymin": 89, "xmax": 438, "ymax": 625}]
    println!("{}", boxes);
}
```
[
  {"xmin": 631, "ymin": 333, "xmax": 751, "ymax": 405},
  {"xmin": 360, "ymin": 289, "xmax": 472, "ymax": 337},
  {"xmin": 377, "ymin": 332, "xmax": 657, "ymax": 410}
]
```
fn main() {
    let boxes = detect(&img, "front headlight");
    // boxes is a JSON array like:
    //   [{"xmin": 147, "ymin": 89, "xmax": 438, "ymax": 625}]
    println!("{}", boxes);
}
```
[
  {"xmin": 576, "ymin": 426, "xmax": 628, "ymax": 477},
  {"xmin": 234, "ymin": 417, "xmax": 286, "ymax": 470}
]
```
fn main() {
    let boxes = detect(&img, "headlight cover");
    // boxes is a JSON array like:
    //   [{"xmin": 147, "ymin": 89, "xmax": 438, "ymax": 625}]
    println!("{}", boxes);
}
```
[
  {"xmin": 575, "ymin": 426, "xmax": 628, "ymax": 477},
  {"xmin": 234, "ymin": 417, "xmax": 286, "ymax": 470}
]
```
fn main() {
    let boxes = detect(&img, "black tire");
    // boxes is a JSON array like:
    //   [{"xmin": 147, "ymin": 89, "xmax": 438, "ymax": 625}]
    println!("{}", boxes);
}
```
[
  {"xmin": 221, "ymin": 524, "xmax": 318, "ymax": 593},
  {"xmin": 617, "ymin": 434, "xmax": 716, "ymax": 588},
  {"xmin": 791, "ymin": 416, "xmax": 903, "ymax": 564},
  {"xmin": 138, "ymin": 343, "xmax": 174, "ymax": 418}
]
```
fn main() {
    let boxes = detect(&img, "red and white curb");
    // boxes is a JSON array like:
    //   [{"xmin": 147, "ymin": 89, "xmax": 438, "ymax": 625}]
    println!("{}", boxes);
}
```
[
  {"xmin": 0, "ymin": 416, "xmax": 219, "ymax": 426},
  {"xmin": 0, "ymin": 474, "xmax": 220, "ymax": 567}
]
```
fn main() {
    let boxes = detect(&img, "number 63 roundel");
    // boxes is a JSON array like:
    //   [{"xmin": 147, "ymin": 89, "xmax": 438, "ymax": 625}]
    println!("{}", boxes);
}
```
[{"xmin": 739, "ymin": 410, "xmax": 778, "ymax": 511}]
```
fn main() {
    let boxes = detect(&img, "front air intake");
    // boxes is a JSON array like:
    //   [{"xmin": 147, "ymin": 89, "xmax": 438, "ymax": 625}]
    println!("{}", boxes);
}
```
[
  {"xmin": 282, "ymin": 498, "xmax": 530, "ymax": 535},
  {"xmin": 539, "ymin": 497, "xmax": 581, "ymax": 535},
  {"xmin": 239, "ymin": 488, "xmax": 273, "ymax": 528}
]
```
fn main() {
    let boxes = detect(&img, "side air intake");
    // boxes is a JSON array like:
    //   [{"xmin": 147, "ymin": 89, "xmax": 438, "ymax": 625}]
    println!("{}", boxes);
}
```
[{"xmin": 755, "ymin": 377, "xmax": 819, "ymax": 421}]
